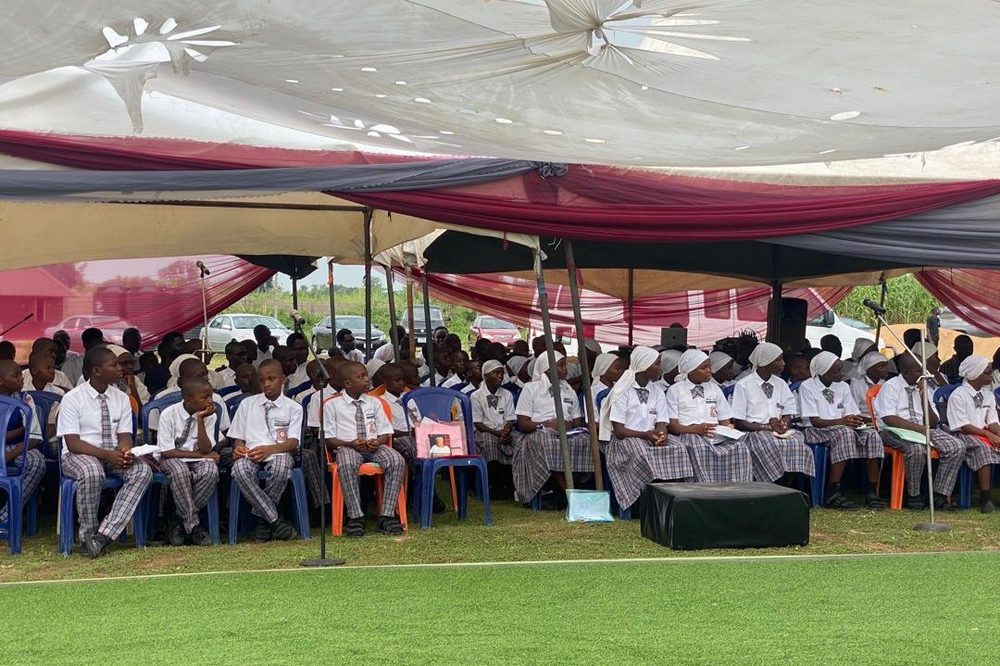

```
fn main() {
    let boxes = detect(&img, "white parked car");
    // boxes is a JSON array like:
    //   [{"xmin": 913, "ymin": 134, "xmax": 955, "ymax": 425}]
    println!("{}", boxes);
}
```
[
  {"xmin": 200, "ymin": 313, "xmax": 293, "ymax": 352},
  {"xmin": 805, "ymin": 311, "xmax": 882, "ymax": 358}
]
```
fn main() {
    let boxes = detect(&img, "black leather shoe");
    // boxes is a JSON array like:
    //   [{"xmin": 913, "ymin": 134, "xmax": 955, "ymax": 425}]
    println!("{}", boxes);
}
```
[
  {"xmin": 189, "ymin": 525, "xmax": 212, "ymax": 546},
  {"xmin": 254, "ymin": 518, "xmax": 272, "ymax": 543},
  {"xmin": 167, "ymin": 523, "xmax": 187, "ymax": 547},
  {"xmin": 83, "ymin": 532, "xmax": 111, "ymax": 559},
  {"xmin": 269, "ymin": 518, "xmax": 297, "ymax": 541},
  {"xmin": 377, "ymin": 516, "xmax": 404, "ymax": 536}
]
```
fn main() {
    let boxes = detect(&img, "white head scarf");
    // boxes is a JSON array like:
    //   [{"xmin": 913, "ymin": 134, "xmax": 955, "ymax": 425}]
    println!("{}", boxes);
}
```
[
  {"xmin": 708, "ymin": 351, "xmax": 733, "ymax": 374},
  {"xmin": 959, "ymin": 355, "xmax": 990, "ymax": 381},
  {"xmin": 531, "ymin": 351, "xmax": 564, "ymax": 386},
  {"xmin": 599, "ymin": 346, "xmax": 659, "ymax": 441},
  {"xmin": 677, "ymin": 349, "xmax": 709, "ymax": 384},
  {"xmin": 859, "ymin": 351, "xmax": 889, "ymax": 376},
  {"xmin": 910, "ymin": 341, "xmax": 938, "ymax": 361},
  {"xmin": 365, "ymin": 359, "xmax": 385, "ymax": 381},
  {"xmin": 749, "ymin": 342, "xmax": 783, "ymax": 369},
  {"xmin": 659, "ymin": 350, "xmax": 683, "ymax": 378},
  {"xmin": 809, "ymin": 351, "xmax": 839, "ymax": 378},
  {"xmin": 852, "ymin": 338, "xmax": 875, "ymax": 362},
  {"xmin": 591, "ymin": 352, "xmax": 617, "ymax": 381},
  {"xmin": 583, "ymin": 339, "xmax": 602, "ymax": 354},
  {"xmin": 106, "ymin": 344, "xmax": 129, "ymax": 359},
  {"xmin": 566, "ymin": 359, "xmax": 582, "ymax": 380},
  {"xmin": 482, "ymin": 359, "xmax": 504, "ymax": 378},
  {"xmin": 506, "ymin": 355, "xmax": 527, "ymax": 375},
  {"xmin": 166, "ymin": 353, "xmax": 199, "ymax": 389}
]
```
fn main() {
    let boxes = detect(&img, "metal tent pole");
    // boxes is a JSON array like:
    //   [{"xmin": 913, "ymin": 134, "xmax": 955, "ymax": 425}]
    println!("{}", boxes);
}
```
[
  {"xmin": 363, "ymin": 209, "xmax": 373, "ymax": 362},
  {"xmin": 385, "ymin": 265, "xmax": 400, "ymax": 362},
  {"xmin": 421, "ymin": 270, "xmax": 436, "ymax": 387}
]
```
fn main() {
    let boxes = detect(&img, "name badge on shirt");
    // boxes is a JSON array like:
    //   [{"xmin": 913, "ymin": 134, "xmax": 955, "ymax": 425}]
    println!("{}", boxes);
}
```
[
  {"xmin": 273, "ymin": 419, "xmax": 289, "ymax": 443},
  {"xmin": 707, "ymin": 399, "xmax": 718, "ymax": 419}
]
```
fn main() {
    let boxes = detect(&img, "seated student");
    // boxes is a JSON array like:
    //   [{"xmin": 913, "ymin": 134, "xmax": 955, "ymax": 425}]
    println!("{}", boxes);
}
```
[
  {"xmin": 399, "ymin": 360, "xmax": 421, "ymax": 391},
  {"xmin": 945, "ymin": 355, "xmax": 999, "ymax": 513},
  {"xmin": 62, "ymin": 328, "xmax": 107, "ymax": 387},
  {"xmin": 108, "ymin": 345, "xmax": 149, "ymax": 412},
  {"xmin": 0, "ymin": 360, "xmax": 46, "ymax": 529},
  {"xmin": 252, "ymin": 325, "xmax": 279, "ymax": 367},
  {"xmin": 601, "ymin": 347, "xmax": 693, "ymax": 511},
  {"xmin": 472, "ymin": 360, "xmax": 516, "ymax": 466},
  {"xmin": 461, "ymin": 359, "xmax": 482, "ymax": 395},
  {"xmin": 215, "ymin": 340, "xmax": 249, "ymax": 390},
  {"xmin": 28, "ymin": 338, "xmax": 74, "ymax": 391},
  {"xmin": 843, "ymin": 339, "xmax": 877, "ymax": 383},
  {"xmin": 228, "ymin": 359, "xmax": 301, "ymax": 541},
  {"xmin": 136, "ymin": 351, "xmax": 159, "ymax": 389},
  {"xmin": 294, "ymin": 360, "xmax": 324, "ymax": 407},
  {"xmin": 656, "ymin": 350, "xmax": 683, "ymax": 392},
  {"xmin": 850, "ymin": 351, "xmax": 890, "ymax": 420},
  {"xmin": 784, "ymin": 354, "xmax": 811, "ymax": 384},
  {"xmin": 56, "ymin": 347, "xmax": 153, "ymax": 558},
  {"xmin": 366, "ymin": 359, "xmax": 386, "ymax": 390},
  {"xmin": 820, "ymin": 334, "xmax": 843, "ymax": 359},
  {"xmin": 504, "ymin": 355, "xmax": 529, "ymax": 391},
  {"xmin": 472, "ymin": 338, "xmax": 492, "ymax": 362},
  {"xmin": 307, "ymin": 357, "xmax": 346, "ymax": 433},
  {"xmin": 26, "ymin": 350, "xmax": 65, "ymax": 396},
  {"xmin": 512, "ymin": 351, "xmax": 592, "ymax": 505},
  {"xmin": 273, "ymin": 349, "xmax": 328, "ymax": 513},
  {"xmin": 444, "ymin": 333, "xmax": 463, "ymax": 355},
  {"xmin": 284, "ymin": 333, "xmax": 312, "ymax": 390},
  {"xmin": 368, "ymin": 362, "xmax": 420, "ymax": 462},
  {"xmin": 666, "ymin": 350, "xmax": 753, "ymax": 483},
  {"xmin": 910, "ymin": 341, "xmax": 949, "ymax": 394},
  {"xmin": 443, "ymin": 350, "xmax": 469, "ymax": 389},
  {"xmin": 940, "ymin": 335, "xmax": 974, "ymax": 385},
  {"xmin": 888, "ymin": 328, "xmax": 924, "ymax": 376},
  {"xmin": 708, "ymin": 351, "xmax": 736, "ymax": 388},
  {"xmin": 873, "ymin": 354, "xmax": 965, "ymax": 510},
  {"xmin": 323, "ymin": 361, "xmax": 405, "ymax": 537},
  {"xmin": 797, "ymin": 351, "xmax": 886, "ymax": 510},
  {"xmin": 423, "ymin": 348, "xmax": 456, "ymax": 387},
  {"xmin": 149, "ymin": 358, "xmax": 230, "ymax": 437},
  {"xmin": 154, "ymin": 378, "xmax": 220, "ymax": 546},
  {"xmin": 731, "ymin": 342, "xmax": 815, "ymax": 484},
  {"xmin": 336, "ymin": 328, "xmax": 366, "ymax": 364},
  {"xmin": 589, "ymin": 352, "xmax": 624, "ymax": 398}
]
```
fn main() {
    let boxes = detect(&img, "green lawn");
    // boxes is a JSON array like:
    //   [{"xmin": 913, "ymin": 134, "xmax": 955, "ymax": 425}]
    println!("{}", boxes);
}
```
[{"xmin": 5, "ymin": 553, "xmax": 998, "ymax": 665}]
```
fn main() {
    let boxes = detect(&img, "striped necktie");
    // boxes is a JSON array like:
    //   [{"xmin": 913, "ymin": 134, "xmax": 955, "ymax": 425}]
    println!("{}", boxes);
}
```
[
  {"xmin": 690, "ymin": 385, "xmax": 705, "ymax": 399},
  {"xmin": 822, "ymin": 388, "xmax": 836, "ymax": 404},
  {"xmin": 354, "ymin": 400, "xmax": 367, "ymax": 440},
  {"xmin": 175, "ymin": 415, "xmax": 195, "ymax": 449},
  {"xmin": 98, "ymin": 393, "xmax": 114, "ymax": 450},
  {"xmin": 761, "ymin": 382, "xmax": 774, "ymax": 399},
  {"xmin": 635, "ymin": 387, "xmax": 649, "ymax": 404},
  {"xmin": 905, "ymin": 387, "xmax": 918, "ymax": 421}
]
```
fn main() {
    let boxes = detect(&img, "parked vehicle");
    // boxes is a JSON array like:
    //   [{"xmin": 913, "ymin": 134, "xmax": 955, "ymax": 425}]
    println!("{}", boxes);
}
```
[
  {"xmin": 45, "ymin": 315, "xmax": 136, "ymax": 346},
  {"xmin": 469, "ymin": 316, "xmax": 522, "ymax": 349},
  {"xmin": 198, "ymin": 313, "xmax": 293, "ymax": 352},
  {"xmin": 805, "ymin": 310, "xmax": 882, "ymax": 358},
  {"xmin": 311, "ymin": 315, "xmax": 387, "ymax": 353},
  {"xmin": 401, "ymin": 305, "xmax": 446, "ymax": 345},
  {"xmin": 937, "ymin": 307, "xmax": 990, "ymax": 338}
]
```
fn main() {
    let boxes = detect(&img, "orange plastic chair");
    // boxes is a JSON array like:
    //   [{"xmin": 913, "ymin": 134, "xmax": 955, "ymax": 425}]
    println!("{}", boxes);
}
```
[
  {"xmin": 325, "ymin": 444, "xmax": 408, "ymax": 536},
  {"xmin": 867, "ymin": 384, "xmax": 940, "ymax": 510}
]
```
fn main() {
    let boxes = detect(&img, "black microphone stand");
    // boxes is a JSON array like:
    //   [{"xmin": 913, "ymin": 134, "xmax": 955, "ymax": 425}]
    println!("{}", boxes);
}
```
[{"xmin": 300, "ymin": 326, "xmax": 346, "ymax": 567}]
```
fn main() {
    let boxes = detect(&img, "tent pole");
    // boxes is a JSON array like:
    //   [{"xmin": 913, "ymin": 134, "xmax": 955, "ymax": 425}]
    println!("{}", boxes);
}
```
[
  {"xmin": 533, "ymin": 246, "xmax": 574, "ymax": 490},
  {"xmin": 406, "ymin": 265, "xmax": 417, "ymax": 361},
  {"xmin": 385, "ymin": 265, "xmax": 400, "ymax": 362},
  {"xmin": 564, "ymin": 241, "xmax": 602, "ymax": 491},
  {"xmin": 363, "ymin": 209, "xmax": 373, "ymax": 362},
  {"xmin": 421, "ymin": 270, "xmax": 436, "ymax": 387},
  {"xmin": 327, "ymin": 260, "xmax": 336, "ymax": 353},
  {"xmin": 627, "ymin": 268, "xmax": 635, "ymax": 347}
]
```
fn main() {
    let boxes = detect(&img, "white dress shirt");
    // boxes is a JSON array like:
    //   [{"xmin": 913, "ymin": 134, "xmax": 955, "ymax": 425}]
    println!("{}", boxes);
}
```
[
  {"xmin": 254, "ymin": 347, "xmax": 273, "ymax": 368},
  {"xmin": 850, "ymin": 376, "xmax": 882, "ymax": 418},
  {"xmin": 515, "ymin": 380, "xmax": 581, "ymax": 422},
  {"xmin": 229, "ymin": 393, "xmax": 303, "ymax": 449},
  {"xmin": 471, "ymin": 385, "xmax": 515, "ymax": 430},
  {"xmin": 378, "ymin": 390, "xmax": 422, "ymax": 432},
  {"xmin": 215, "ymin": 367, "xmax": 236, "ymax": 389},
  {"xmin": 590, "ymin": 379, "xmax": 611, "ymax": 401},
  {"xmin": 665, "ymin": 378, "xmax": 733, "ymax": 427},
  {"xmin": 56, "ymin": 382, "xmax": 133, "ymax": 456},
  {"xmin": 797, "ymin": 377, "xmax": 858, "ymax": 426},
  {"xmin": 148, "ymin": 386, "xmax": 231, "ymax": 432},
  {"xmin": 872, "ymin": 374, "xmax": 937, "ymax": 426},
  {"xmin": 421, "ymin": 371, "xmax": 451, "ymax": 387},
  {"xmin": 344, "ymin": 349, "xmax": 365, "ymax": 364},
  {"xmin": 731, "ymin": 372, "xmax": 797, "ymax": 424},
  {"xmin": 441, "ymin": 374, "xmax": 463, "ymax": 389},
  {"xmin": 286, "ymin": 363, "xmax": 310, "ymax": 392},
  {"xmin": 306, "ymin": 387, "xmax": 339, "ymax": 429},
  {"xmin": 23, "ymin": 368, "xmax": 73, "ymax": 394},
  {"xmin": 321, "ymin": 392, "xmax": 393, "ymax": 442},
  {"xmin": 948, "ymin": 381, "xmax": 999, "ymax": 431},
  {"xmin": 61, "ymin": 354, "xmax": 85, "ymax": 388},
  {"xmin": 609, "ymin": 380, "xmax": 667, "ymax": 432},
  {"xmin": 155, "ymin": 401, "xmax": 219, "ymax": 456}
]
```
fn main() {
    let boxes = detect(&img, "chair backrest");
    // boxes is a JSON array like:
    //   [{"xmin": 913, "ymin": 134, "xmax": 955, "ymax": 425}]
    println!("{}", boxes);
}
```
[
  {"xmin": 722, "ymin": 384, "xmax": 736, "ymax": 401},
  {"xmin": 226, "ymin": 393, "xmax": 251, "ymax": 419},
  {"xmin": 24, "ymin": 390, "xmax": 61, "ymax": 446},
  {"xmin": 595, "ymin": 387, "xmax": 611, "ymax": 409},
  {"xmin": 932, "ymin": 383, "xmax": 960, "ymax": 425},
  {"xmin": 866, "ymin": 384, "xmax": 883, "ymax": 432},
  {"xmin": 287, "ymin": 380, "xmax": 313, "ymax": 399},
  {"xmin": 217, "ymin": 385, "xmax": 241, "ymax": 398},
  {"xmin": 403, "ymin": 387, "xmax": 477, "ymax": 456},
  {"xmin": 788, "ymin": 380, "xmax": 803, "ymax": 393},
  {"xmin": 0, "ymin": 396, "xmax": 32, "ymax": 476},
  {"xmin": 140, "ymin": 392, "xmax": 185, "ymax": 444}
]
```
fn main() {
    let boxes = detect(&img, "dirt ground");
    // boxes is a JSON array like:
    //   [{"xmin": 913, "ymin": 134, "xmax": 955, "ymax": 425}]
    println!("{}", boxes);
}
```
[{"xmin": 885, "ymin": 323, "xmax": 999, "ymax": 361}]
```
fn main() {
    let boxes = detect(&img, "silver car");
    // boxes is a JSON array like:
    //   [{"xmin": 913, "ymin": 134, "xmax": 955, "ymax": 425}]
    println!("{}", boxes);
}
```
[{"xmin": 201, "ymin": 313, "xmax": 293, "ymax": 352}]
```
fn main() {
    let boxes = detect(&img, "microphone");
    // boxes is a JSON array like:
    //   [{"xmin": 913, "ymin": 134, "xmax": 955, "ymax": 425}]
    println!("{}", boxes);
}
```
[
  {"xmin": 196, "ymin": 260, "xmax": 211, "ymax": 277},
  {"xmin": 862, "ymin": 298, "xmax": 886, "ymax": 316},
  {"xmin": 291, "ymin": 310, "xmax": 306, "ymax": 326}
]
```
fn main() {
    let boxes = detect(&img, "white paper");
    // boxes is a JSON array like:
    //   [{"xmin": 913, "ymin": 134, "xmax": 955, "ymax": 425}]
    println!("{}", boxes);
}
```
[
  {"xmin": 128, "ymin": 444, "xmax": 159, "ymax": 457},
  {"xmin": 712, "ymin": 425, "xmax": 745, "ymax": 441}
]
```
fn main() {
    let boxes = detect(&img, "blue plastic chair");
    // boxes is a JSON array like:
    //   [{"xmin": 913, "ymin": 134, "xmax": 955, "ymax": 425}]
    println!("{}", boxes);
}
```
[
  {"xmin": 933, "ymin": 384, "xmax": 960, "ymax": 427},
  {"xmin": 141, "ymin": 401, "xmax": 224, "ymax": 545},
  {"xmin": 722, "ymin": 384, "xmax": 736, "ymax": 401},
  {"xmin": 788, "ymin": 382, "xmax": 827, "ymax": 507},
  {"xmin": 1, "ymin": 397, "xmax": 39, "ymax": 554},
  {"xmin": 226, "ymin": 393, "xmax": 250, "ymax": 420},
  {"xmin": 287, "ymin": 380, "xmax": 313, "ymax": 399},
  {"xmin": 403, "ymin": 387, "xmax": 491, "ymax": 528},
  {"xmin": 24, "ymin": 390, "xmax": 62, "ymax": 460},
  {"xmin": 217, "ymin": 385, "xmax": 241, "ymax": 399}
]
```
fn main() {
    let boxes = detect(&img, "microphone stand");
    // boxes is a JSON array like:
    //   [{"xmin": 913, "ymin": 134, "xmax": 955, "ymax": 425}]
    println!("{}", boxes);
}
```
[
  {"xmin": 865, "ymin": 303, "xmax": 950, "ymax": 532},
  {"xmin": 0, "ymin": 312, "xmax": 33, "ymax": 338},
  {"xmin": 198, "ymin": 261, "xmax": 211, "ymax": 357},
  {"xmin": 301, "ymin": 328, "xmax": 346, "ymax": 567}
]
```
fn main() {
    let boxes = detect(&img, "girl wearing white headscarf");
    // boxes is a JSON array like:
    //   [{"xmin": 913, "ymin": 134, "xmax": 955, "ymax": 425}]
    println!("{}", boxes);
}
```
[
  {"xmin": 505, "ymin": 355, "xmax": 528, "ymax": 388},
  {"xmin": 708, "ymin": 351, "xmax": 736, "ymax": 387},
  {"xmin": 731, "ymin": 342, "xmax": 815, "ymax": 483},
  {"xmin": 796, "ymin": 351, "xmax": 886, "ymax": 510},
  {"xmin": 510, "ymin": 351, "xmax": 592, "ymax": 504},
  {"xmin": 656, "ymin": 350, "xmax": 683, "ymax": 392},
  {"xmin": 471, "ymin": 359, "xmax": 517, "ymax": 467},
  {"xmin": 842, "ymin": 338, "xmax": 877, "ymax": 383},
  {"xmin": 600, "ymin": 346, "xmax": 694, "ymax": 510},
  {"xmin": 108, "ymin": 344, "xmax": 150, "ymax": 409},
  {"xmin": 590, "ymin": 353, "xmax": 624, "ymax": 399},
  {"xmin": 946, "ymin": 355, "xmax": 1000, "ymax": 513},
  {"xmin": 849, "ymin": 351, "xmax": 889, "ymax": 419}
]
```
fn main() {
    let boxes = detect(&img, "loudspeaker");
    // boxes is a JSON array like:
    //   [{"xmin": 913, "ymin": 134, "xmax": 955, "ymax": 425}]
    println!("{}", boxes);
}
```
[{"xmin": 767, "ymin": 297, "xmax": 807, "ymax": 349}]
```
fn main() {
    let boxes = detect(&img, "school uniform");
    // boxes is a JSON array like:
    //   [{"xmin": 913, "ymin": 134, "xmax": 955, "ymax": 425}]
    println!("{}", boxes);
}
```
[
  {"xmin": 369, "ymin": 387, "xmax": 420, "ymax": 462},
  {"xmin": 849, "ymin": 376, "xmax": 883, "ymax": 418},
  {"xmin": 666, "ymin": 379, "xmax": 753, "ymax": 483},
  {"xmin": 421, "ymin": 371, "xmax": 451, "ymax": 387},
  {"xmin": 471, "ymin": 385, "xmax": 516, "ymax": 464},
  {"xmin": 293, "ymin": 386, "xmax": 331, "ymax": 508},
  {"xmin": 590, "ymin": 379, "xmax": 611, "ymax": 402},
  {"xmin": 796, "ymin": 377, "xmax": 883, "ymax": 464},
  {"xmin": 872, "ymin": 374, "xmax": 965, "ymax": 497},
  {"xmin": 285, "ymin": 364, "xmax": 311, "ymax": 396},
  {"xmin": 731, "ymin": 373, "xmax": 815, "ymax": 482},
  {"xmin": 441, "ymin": 374, "xmax": 464, "ymax": 389},
  {"xmin": 511, "ymin": 379, "xmax": 593, "ymax": 503},
  {"xmin": 215, "ymin": 367, "xmax": 236, "ymax": 390},
  {"xmin": 0, "ymin": 393, "xmax": 47, "ymax": 525},
  {"xmin": 322, "ymin": 392, "xmax": 404, "ymax": 520},
  {"xmin": 60, "ymin": 354, "xmax": 85, "ymax": 388},
  {"xmin": 154, "ymin": 402, "xmax": 220, "ymax": 533},
  {"xmin": 23, "ymin": 368, "xmax": 72, "ymax": 394},
  {"xmin": 253, "ymin": 347, "xmax": 273, "ymax": 368},
  {"xmin": 946, "ymin": 381, "xmax": 1000, "ymax": 473},
  {"xmin": 460, "ymin": 382, "xmax": 478, "ymax": 395},
  {"xmin": 341, "ymin": 348, "xmax": 365, "ymax": 364},
  {"xmin": 55, "ymin": 383, "xmax": 152, "ymax": 542},
  {"xmin": 228, "ymin": 394, "xmax": 302, "ymax": 524},
  {"xmin": 605, "ymin": 380, "xmax": 693, "ymax": 510},
  {"xmin": 148, "ymin": 386, "xmax": 231, "ymax": 433}
]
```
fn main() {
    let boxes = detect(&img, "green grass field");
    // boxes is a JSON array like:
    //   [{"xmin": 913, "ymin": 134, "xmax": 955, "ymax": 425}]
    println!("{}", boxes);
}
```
[{"xmin": 5, "ymin": 553, "xmax": 998, "ymax": 665}]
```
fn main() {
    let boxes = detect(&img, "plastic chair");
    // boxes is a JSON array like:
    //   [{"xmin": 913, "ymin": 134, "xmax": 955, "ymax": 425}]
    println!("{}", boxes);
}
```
[
  {"xmin": 403, "ymin": 387, "xmax": 491, "ymax": 528},
  {"xmin": 24, "ymin": 390, "xmax": 62, "ymax": 459},
  {"xmin": 788, "ymin": 383, "xmax": 827, "ymax": 507},
  {"xmin": 933, "ymin": 384, "xmax": 960, "ymax": 428},
  {"xmin": 324, "ymin": 445, "xmax": 408, "ymax": 536},
  {"xmin": 226, "ymin": 393, "xmax": 250, "ymax": 420},
  {"xmin": 0, "ymin": 397, "xmax": 39, "ymax": 554},
  {"xmin": 722, "ymin": 385, "xmax": 736, "ymax": 401},
  {"xmin": 217, "ymin": 385, "xmax": 241, "ymax": 399},
  {"xmin": 139, "ymin": 393, "xmax": 185, "ymax": 445}
]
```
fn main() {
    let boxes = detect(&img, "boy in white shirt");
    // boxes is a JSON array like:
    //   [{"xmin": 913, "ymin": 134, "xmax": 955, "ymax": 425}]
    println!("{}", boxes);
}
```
[
  {"xmin": 56, "ymin": 347, "xmax": 152, "ymax": 558},
  {"xmin": 0, "ymin": 360, "xmax": 47, "ymax": 531},
  {"xmin": 946, "ymin": 355, "xmax": 999, "ymax": 513},
  {"xmin": 155, "ymin": 378, "xmax": 219, "ymax": 546},
  {"xmin": 368, "ymin": 363, "xmax": 419, "ymax": 462},
  {"xmin": 215, "ymin": 340, "xmax": 249, "ymax": 390},
  {"xmin": 797, "ymin": 351, "xmax": 885, "ymax": 510},
  {"xmin": 600, "ymin": 347, "xmax": 693, "ymax": 512},
  {"xmin": 323, "ymin": 361, "xmax": 405, "ymax": 537},
  {"xmin": 731, "ymin": 342, "xmax": 815, "ymax": 484},
  {"xmin": 228, "ymin": 359, "xmax": 301, "ymax": 542},
  {"xmin": 872, "ymin": 354, "xmax": 965, "ymax": 510},
  {"xmin": 666, "ymin": 351, "xmax": 753, "ymax": 483}
]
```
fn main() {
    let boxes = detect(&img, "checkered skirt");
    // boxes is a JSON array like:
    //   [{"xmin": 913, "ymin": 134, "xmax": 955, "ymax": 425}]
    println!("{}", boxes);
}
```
[
  {"xmin": 742, "ymin": 430, "xmax": 814, "ymax": 481},
  {"xmin": 476, "ymin": 431, "xmax": 516, "ymax": 465},
  {"xmin": 605, "ymin": 436, "xmax": 693, "ymax": 509},
  {"xmin": 674, "ymin": 433, "xmax": 753, "ymax": 483},
  {"xmin": 954, "ymin": 432, "xmax": 1000, "ymax": 470},
  {"xmin": 511, "ymin": 429, "xmax": 594, "ymax": 503},
  {"xmin": 802, "ymin": 426, "xmax": 883, "ymax": 464}
]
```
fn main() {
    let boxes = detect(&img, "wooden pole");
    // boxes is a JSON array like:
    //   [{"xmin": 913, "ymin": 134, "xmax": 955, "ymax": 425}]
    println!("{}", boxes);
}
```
[
  {"xmin": 533, "ymin": 247, "xmax": 574, "ymax": 490},
  {"xmin": 627, "ymin": 267, "xmax": 635, "ymax": 347},
  {"xmin": 564, "ymin": 241, "xmax": 602, "ymax": 490},
  {"xmin": 327, "ymin": 260, "xmax": 336, "ymax": 349},
  {"xmin": 385, "ymin": 265, "xmax": 400, "ymax": 362},
  {"xmin": 421, "ymin": 270, "xmax": 436, "ymax": 387},
  {"xmin": 363, "ymin": 209, "xmax": 373, "ymax": 362},
  {"xmin": 406, "ymin": 265, "xmax": 417, "ymax": 361}
]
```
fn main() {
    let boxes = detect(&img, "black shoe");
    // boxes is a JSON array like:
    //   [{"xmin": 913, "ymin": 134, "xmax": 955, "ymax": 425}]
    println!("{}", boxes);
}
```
[
  {"xmin": 824, "ymin": 491, "xmax": 860, "ymax": 511},
  {"xmin": 189, "ymin": 525, "xmax": 212, "ymax": 546},
  {"xmin": 83, "ymin": 532, "xmax": 111, "ymax": 559},
  {"xmin": 933, "ymin": 493, "xmax": 957, "ymax": 511},
  {"xmin": 345, "ymin": 517, "xmax": 366, "ymax": 538},
  {"xmin": 864, "ymin": 493, "xmax": 887, "ymax": 510},
  {"xmin": 981, "ymin": 500, "xmax": 996, "ymax": 514},
  {"xmin": 432, "ymin": 493, "xmax": 447, "ymax": 514},
  {"xmin": 905, "ymin": 495, "xmax": 925, "ymax": 511},
  {"xmin": 254, "ymin": 518, "xmax": 272, "ymax": 543},
  {"xmin": 269, "ymin": 518, "xmax": 297, "ymax": 541},
  {"xmin": 168, "ymin": 523, "xmax": 187, "ymax": 547},
  {"xmin": 377, "ymin": 516, "xmax": 404, "ymax": 536}
]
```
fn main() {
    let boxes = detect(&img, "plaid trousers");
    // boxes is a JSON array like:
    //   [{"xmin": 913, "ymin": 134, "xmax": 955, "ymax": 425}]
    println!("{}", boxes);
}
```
[
  {"xmin": 881, "ymin": 429, "xmax": 965, "ymax": 496},
  {"xmin": 674, "ymin": 433, "xmax": 753, "ymax": 483},
  {"xmin": 159, "ymin": 458, "xmax": 219, "ymax": 533},
  {"xmin": 299, "ymin": 444, "xmax": 329, "ymax": 508},
  {"xmin": 802, "ymin": 426, "xmax": 884, "ymax": 464},
  {"xmin": 511, "ymin": 429, "xmax": 594, "ymax": 503},
  {"xmin": 476, "ymin": 431, "xmax": 515, "ymax": 465},
  {"xmin": 0, "ymin": 448, "xmax": 46, "ymax": 523},
  {"xmin": 335, "ymin": 445, "xmax": 406, "ymax": 520},
  {"xmin": 606, "ymin": 436, "xmax": 693, "ymax": 510},
  {"xmin": 742, "ymin": 430, "xmax": 815, "ymax": 482},
  {"xmin": 392, "ymin": 435, "xmax": 416, "ymax": 464},
  {"xmin": 62, "ymin": 452, "xmax": 152, "ymax": 541},
  {"xmin": 232, "ymin": 453, "xmax": 293, "ymax": 523}
]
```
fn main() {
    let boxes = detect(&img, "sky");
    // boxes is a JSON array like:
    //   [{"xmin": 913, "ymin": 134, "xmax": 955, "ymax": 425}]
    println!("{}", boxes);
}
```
[{"xmin": 271, "ymin": 262, "xmax": 369, "ymax": 290}]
